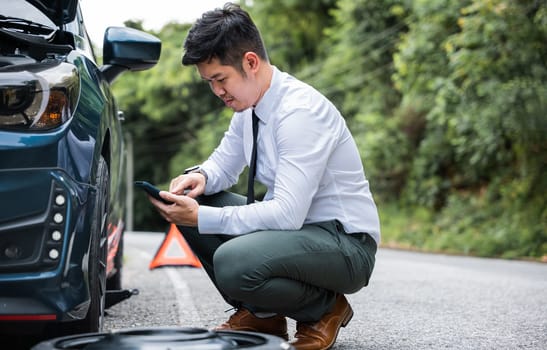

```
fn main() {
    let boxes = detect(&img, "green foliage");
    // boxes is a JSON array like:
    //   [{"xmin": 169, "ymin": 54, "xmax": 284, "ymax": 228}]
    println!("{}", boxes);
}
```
[
  {"xmin": 441, "ymin": 0, "xmax": 547, "ymax": 183},
  {"xmin": 393, "ymin": 0, "xmax": 467, "ymax": 110},
  {"xmin": 306, "ymin": 0, "xmax": 409, "ymax": 117},
  {"xmin": 393, "ymin": 1, "xmax": 546, "ymax": 200},
  {"xmin": 351, "ymin": 112, "xmax": 411, "ymax": 199},
  {"xmin": 244, "ymin": 0, "xmax": 338, "ymax": 72},
  {"xmin": 381, "ymin": 183, "xmax": 547, "ymax": 259}
]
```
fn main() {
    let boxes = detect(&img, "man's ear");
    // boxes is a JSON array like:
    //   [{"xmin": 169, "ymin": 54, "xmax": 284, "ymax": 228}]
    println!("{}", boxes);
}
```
[{"xmin": 243, "ymin": 52, "xmax": 260, "ymax": 73}]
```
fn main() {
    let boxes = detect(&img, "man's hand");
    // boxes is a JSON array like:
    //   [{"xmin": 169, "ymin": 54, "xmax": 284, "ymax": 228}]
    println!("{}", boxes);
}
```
[
  {"xmin": 149, "ymin": 191, "xmax": 199, "ymax": 227},
  {"xmin": 147, "ymin": 172, "xmax": 206, "ymax": 227},
  {"xmin": 170, "ymin": 172, "xmax": 206, "ymax": 198}
]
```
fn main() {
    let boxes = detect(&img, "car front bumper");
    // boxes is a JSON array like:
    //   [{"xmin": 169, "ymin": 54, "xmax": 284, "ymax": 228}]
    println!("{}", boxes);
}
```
[{"xmin": 0, "ymin": 167, "xmax": 95, "ymax": 323}]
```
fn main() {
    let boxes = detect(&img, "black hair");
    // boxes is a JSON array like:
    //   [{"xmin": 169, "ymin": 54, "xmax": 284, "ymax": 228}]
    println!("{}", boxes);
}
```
[{"xmin": 182, "ymin": 2, "xmax": 268, "ymax": 74}]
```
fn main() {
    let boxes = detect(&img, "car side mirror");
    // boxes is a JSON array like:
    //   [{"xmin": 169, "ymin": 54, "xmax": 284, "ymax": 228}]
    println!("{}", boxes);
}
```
[{"xmin": 101, "ymin": 27, "xmax": 161, "ymax": 83}]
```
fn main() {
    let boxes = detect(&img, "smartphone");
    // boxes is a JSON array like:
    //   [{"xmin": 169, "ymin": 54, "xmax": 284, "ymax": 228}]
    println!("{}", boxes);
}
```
[{"xmin": 134, "ymin": 181, "xmax": 173, "ymax": 204}]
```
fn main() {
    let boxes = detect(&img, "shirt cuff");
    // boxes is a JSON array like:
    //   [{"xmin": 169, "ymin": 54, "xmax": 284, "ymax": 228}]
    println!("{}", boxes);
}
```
[
  {"xmin": 197, "ymin": 205, "xmax": 224, "ymax": 234},
  {"xmin": 200, "ymin": 165, "xmax": 215, "ymax": 195}
]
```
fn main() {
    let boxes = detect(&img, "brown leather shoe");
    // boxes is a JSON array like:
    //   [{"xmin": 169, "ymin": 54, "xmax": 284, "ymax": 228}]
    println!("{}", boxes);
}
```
[
  {"xmin": 290, "ymin": 294, "xmax": 353, "ymax": 350},
  {"xmin": 214, "ymin": 308, "xmax": 288, "ymax": 340}
]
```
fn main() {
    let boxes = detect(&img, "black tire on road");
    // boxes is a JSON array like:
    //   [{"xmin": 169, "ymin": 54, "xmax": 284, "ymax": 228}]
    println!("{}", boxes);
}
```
[{"xmin": 31, "ymin": 327, "xmax": 294, "ymax": 350}]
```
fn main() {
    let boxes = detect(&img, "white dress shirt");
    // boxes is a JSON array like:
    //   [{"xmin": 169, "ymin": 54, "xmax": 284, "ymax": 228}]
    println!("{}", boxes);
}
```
[{"xmin": 198, "ymin": 67, "xmax": 381, "ymax": 244}]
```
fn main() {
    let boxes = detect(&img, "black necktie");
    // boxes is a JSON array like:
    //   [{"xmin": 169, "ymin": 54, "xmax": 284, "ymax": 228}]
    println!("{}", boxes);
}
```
[{"xmin": 247, "ymin": 110, "xmax": 259, "ymax": 204}]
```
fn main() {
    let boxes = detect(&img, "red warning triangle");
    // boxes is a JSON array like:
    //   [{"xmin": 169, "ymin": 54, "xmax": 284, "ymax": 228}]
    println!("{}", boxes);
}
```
[{"xmin": 149, "ymin": 224, "xmax": 202, "ymax": 269}]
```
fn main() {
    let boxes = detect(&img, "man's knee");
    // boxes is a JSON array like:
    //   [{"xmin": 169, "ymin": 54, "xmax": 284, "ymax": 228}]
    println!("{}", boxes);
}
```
[
  {"xmin": 214, "ymin": 239, "xmax": 272, "ymax": 301},
  {"xmin": 213, "ymin": 241, "xmax": 254, "ymax": 297}
]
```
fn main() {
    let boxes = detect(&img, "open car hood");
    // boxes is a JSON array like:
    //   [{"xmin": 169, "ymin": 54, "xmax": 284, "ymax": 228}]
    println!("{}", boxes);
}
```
[{"xmin": 26, "ymin": 0, "xmax": 78, "ymax": 26}]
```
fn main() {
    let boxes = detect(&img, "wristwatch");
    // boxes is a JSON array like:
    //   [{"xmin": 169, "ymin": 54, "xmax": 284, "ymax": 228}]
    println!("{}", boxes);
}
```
[{"xmin": 184, "ymin": 165, "xmax": 208, "ymax": 183}]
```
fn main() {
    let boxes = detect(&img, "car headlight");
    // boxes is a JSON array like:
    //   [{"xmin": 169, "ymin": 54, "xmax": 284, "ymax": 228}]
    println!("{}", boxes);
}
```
[{"xmin": 0, "ymin": 62, "xmax": 80, "ymax": 131}]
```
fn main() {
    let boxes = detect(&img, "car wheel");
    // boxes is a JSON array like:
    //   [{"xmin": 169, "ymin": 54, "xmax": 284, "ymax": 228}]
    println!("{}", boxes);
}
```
[
  {"xmin": 74, "ymin": 156, "xmax": 109, "ymax": 334},
  {"xmin": 31, "ymin": 327, "xmax": 294, "ymax": 350}
]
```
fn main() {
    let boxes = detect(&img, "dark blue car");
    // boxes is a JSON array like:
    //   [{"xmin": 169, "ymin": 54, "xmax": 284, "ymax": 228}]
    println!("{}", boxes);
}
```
[{"xmin": 0, "ymin": 0, "xmax": 160, "ymax": 336}]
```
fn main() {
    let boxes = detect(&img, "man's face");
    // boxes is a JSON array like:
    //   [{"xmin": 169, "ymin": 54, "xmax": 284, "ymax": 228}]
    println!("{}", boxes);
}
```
[{"xmin": 197, "ymin": 57, "xmax": 258, "ymax": 112}]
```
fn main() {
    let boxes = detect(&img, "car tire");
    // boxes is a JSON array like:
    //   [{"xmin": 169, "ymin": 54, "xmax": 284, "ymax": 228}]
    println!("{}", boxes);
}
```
[
  {"xmin": 72, "ymin": 156, "xmax": 109, "ymax": 334},
  {"xmin": 31, "ymin": 327, "xmax": 294, "ymax": 350}
]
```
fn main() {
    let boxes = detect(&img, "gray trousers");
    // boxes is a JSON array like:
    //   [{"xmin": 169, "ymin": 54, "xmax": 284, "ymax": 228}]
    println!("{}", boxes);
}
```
[{"xmin": 177, "ymin": 191, "xmax": 377, "ymax": 322}]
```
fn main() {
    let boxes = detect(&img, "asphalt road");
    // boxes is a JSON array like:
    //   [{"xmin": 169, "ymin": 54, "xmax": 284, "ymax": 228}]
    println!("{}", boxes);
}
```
[{"xmin": 101, "ymin": 231, "xmax": 547, "ymax": 349}]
